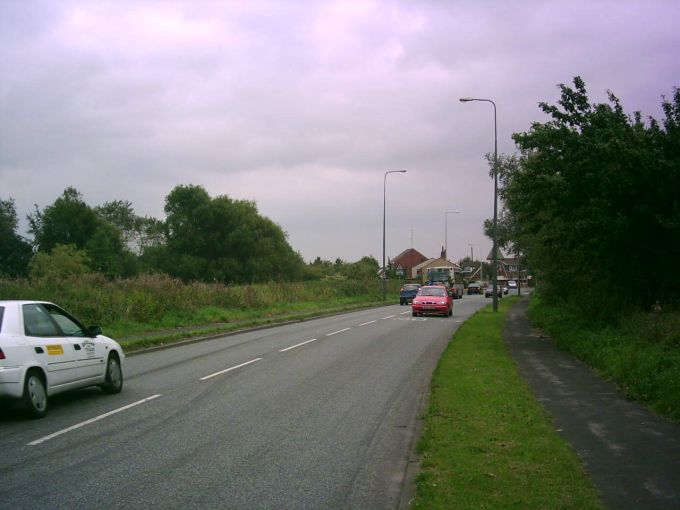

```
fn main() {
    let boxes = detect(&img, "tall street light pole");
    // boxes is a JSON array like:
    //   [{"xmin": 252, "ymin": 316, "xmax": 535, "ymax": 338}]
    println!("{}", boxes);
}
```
[
  {"xmin": 460, "ymin": 96, "xmax": 499, "ymax": 312},
  {"xmin": 444, "ymin": 211, "xmax": 460, "ymax": 260},
  {"xmin": 383, "ymin": 169, "xmax": 407, "ymax": 300}
]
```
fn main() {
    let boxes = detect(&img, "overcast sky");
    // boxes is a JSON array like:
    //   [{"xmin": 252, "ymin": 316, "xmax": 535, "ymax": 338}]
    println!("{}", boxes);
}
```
[{"xmin": 1, "ymin": 1, "xmax": 678, "ymax": 264}]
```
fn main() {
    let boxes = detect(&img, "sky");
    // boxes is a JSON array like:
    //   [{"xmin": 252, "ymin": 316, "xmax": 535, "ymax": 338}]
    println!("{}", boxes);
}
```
[{"xmin": 1, "ymin": 1, "xmax": 679, "ymax": 265}]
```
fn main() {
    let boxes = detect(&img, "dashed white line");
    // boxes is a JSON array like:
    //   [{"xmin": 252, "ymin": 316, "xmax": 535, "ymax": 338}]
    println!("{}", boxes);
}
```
[
  {"xmin": 399, "ymin": 311, "xmax": 410, "ymax": 315},
  {"xmin": 382, "ymin": 315, "xmax": 396, "ymax": 320},
  {"xmin": 359, "ymin": 320, "xmax": 377, "ymax": 326},
  {"xmin": 200, "ymin": 358, "xmax": 263, "ymax": 381},
  {"xmin": 28, "ymin": 394, "xmax": 162, "ymax": 446},
  {"xmin": 280, "ymin": 338, "xmax": 317, "ymax": 352},
  {"xmin": 326, "ymin": 328, "xmax": 351, "ymax": 336}
]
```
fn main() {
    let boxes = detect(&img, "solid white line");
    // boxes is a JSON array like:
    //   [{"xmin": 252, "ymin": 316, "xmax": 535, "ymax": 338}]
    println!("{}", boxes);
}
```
[
  {"xmin": 200, "ymin": 358, "xmax": 263, "ymax": 381},
  {"xmin": 326, "ymin": 328, "xmax": 351, "ymax": 337},
  {"xmin": 279, "ymin": 338, "xmax": 317, "ymax": 352},
  {"xmin": 28, "ymin": 394, "xmax": 162, "ymax": 446},
  {"xmin": 381, "ymin": 315, "xmax": 396, "ymax": 320},
  {"xmin": 359, "ymin": 320, "xmax": 377, "ymax": 326}
]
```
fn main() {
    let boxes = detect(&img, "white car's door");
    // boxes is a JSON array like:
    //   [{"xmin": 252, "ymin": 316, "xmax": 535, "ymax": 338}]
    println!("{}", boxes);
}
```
[
  {"xmin": 21, "ymin": 303, "xmax": 80, "ymax": 388},
  {"xmin": 43, "ymin": 304, "xmax": 108, "ymax": 382}
]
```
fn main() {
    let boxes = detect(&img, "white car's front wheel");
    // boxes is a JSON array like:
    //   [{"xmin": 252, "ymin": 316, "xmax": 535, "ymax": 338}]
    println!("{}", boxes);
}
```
[
  {"xmin": 101, "ymin": 354, "xmax": 123, "ymax": 394},
  {"xmin": 23, "ymin": 370, "xmax": 48, "ymax": 419}
]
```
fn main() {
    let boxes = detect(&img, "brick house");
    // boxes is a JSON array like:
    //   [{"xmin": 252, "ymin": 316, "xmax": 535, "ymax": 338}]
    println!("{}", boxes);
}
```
[{"xmin": 390, "ymin": 248, "xmax": 429, "ymax": 280}]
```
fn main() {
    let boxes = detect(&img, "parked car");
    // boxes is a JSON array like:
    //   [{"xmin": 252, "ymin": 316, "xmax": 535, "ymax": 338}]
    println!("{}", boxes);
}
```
[
  {"xmin": 399, "ymin": 284, "xmax": 421, "ymax": 305},
  {"xmin": 485, "ymin": 286, "xmax": 503, "ymax": 298},
  {"xmin": 411, "ymin": 286, "xmax": 453, "ymax": 317},
  {"xmin": 0, "ymin": 301, "xmax": 125, "ymax": 418},
  {"xmin": 508, "ymin": 281, "xmax": 518, "ymax": 291},
  {"xmin": 502, "ymin": 285, "xmax": 509, "ymax": 295}
]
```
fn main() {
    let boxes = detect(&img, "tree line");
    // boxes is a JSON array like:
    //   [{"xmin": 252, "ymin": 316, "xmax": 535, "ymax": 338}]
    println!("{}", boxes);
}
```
[
  {"xmin": 488, "ymin": 77, "xmax": 679, "ymax": 317},
  {"xmin": 1, "ymin": 184, "xmax": 378, "ymax": 283}
]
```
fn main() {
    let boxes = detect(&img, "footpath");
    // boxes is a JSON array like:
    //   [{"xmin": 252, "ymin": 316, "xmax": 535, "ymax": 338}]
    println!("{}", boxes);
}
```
[{"xmin": 504, "ymin": 299, "xmax": 680, "ymax": 510}]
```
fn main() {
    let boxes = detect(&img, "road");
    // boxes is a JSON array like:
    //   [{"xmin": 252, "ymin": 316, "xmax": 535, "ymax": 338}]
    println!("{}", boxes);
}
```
[{"xmin": 1, "ymin": 296, "xmax": 491, "ymax": 509}]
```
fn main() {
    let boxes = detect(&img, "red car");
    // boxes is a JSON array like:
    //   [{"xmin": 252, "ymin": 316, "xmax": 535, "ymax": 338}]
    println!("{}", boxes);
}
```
[{"xmin": 411, "ymin": 285, "xmax": 453, "ymax": 317}]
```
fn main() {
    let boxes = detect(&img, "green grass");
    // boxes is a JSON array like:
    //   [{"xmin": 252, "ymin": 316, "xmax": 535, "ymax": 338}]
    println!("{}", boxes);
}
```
[
  {"xmin": 0, "ymin": 274, "xmax": 409, "ymax": 353},
  {"xmin": 413, "ymin": 297, "xmax": 603, "ymax": 509},
  {"xmin": 115, "ymin": 297, "xmax": 387, "ymax": 352},
  {"xmin": 529, "ymin": 295, "xmax": 680, "ymax": 422}
]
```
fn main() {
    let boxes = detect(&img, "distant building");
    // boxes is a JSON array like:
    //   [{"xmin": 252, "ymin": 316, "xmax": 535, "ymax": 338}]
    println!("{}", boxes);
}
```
[
  {"xmin": 414, "ymin": 257, "xmax": 463, "ymax": 284},
  {"xmin": 391, "ymin": 248, "xmax": 429, "ymax": 280},
  {"xmin": 485, "ymin": 248, "xmax": 530, "ymax": 285}
]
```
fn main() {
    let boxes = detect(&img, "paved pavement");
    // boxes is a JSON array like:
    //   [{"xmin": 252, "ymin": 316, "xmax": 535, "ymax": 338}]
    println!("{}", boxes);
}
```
[{"xmin": 504, "ymin": 298, "xmax": 680, "ymax": 510}]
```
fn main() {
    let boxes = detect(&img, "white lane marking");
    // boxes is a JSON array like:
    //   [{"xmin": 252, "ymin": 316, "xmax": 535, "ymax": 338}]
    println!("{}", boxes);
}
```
[
  {"xmin": 200, "ymin": 358, "xmax": 263, "ymax": 381},
  {"xmin": 399, "ymin": 311, "xmax": 410, "ymax": 315},
  {"xmin": 28, "ymin": 394, "xmax": 162, "ymax": 446},
  {"xmin": 382, "ymin": 315, "xmax": 396, "ymax": 320},
  {"xmin": 326, "ymin": 328, "xmax": 351, "ymax": 337},
  {"xmin": 280, "ymin": 338, "xmax": 317, "ymax": 352},
  {"xmin": 359, "ymin": 320, "xmax": 377, "ymax": 326}
]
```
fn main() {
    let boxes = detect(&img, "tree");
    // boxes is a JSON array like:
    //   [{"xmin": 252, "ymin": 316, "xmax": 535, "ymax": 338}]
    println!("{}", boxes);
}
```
[
  {"xmin": 29, "ymin": 244, "xmax": 90, "ymax": 280},
  {"xmin": 482, "ymin": 153, "xmax": 522, "ymax": 254},
  {"xmin": 499, "ymin": 77, "xmax": 680, "ymax": 315},
  {"xmin": 0, "ymin": 198, "xmax": 32, "ymax": 277},
  {"xmin": 160, "ymin": 184, "xmax": 304, "ymax": 282},
  {"xmin": 28, "ymin": 187, "xmax": 100, "ymax": 252},
  {"xmin": 95, "ymin": 200, "xmax": 138, "ymax": 249}
]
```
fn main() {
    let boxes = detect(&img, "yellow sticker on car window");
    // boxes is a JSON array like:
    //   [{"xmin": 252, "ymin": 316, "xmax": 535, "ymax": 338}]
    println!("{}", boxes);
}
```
[{"xmin": 47, "ymin": 344, "xmax": 64, "ymax": 355}]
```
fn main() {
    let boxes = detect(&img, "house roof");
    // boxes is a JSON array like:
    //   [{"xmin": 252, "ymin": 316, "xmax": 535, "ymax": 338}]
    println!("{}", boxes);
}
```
[
  {"xmin": 486, "ymin": 248, "xmax": 507, "ymax": 261},
  {"xmin": 392, "ymin": 248, "xmax": 428, "ymax": 265},
  {"xmin": 412, "ymin": 258, "xmax": 436, "ymax": 271},
  {"xmin": 420, "ymin": 257, "xmax": 462, "ymax": 272}
]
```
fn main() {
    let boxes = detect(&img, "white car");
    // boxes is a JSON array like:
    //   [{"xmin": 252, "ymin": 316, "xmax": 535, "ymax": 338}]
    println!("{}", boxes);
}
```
[{"xmin": 0, "ymin": 300, "xmax": 125, "ymax": 418}]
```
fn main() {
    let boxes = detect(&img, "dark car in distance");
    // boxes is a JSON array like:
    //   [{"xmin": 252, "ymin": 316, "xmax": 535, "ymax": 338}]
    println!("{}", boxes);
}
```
[
  {"xmin": 485, "ymin": 286, "xmax": 503, "ymax": 298},
  {"xmin": 399, "ymin": 284, "xmax": 421, "ymax": 305},
  {"xmin": 467, "ymin": 283, "xmax": 482, "ymax": 295}
]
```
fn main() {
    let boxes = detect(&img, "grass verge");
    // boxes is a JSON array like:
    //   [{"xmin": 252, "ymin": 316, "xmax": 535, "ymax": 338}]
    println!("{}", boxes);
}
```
[
  {"xmin": 116, "ymin": 298, "xmax": 387, "ymax": 352},
  {"xmin": 412, "ymin": 297, "xmax": 604, "ymax": 509}
]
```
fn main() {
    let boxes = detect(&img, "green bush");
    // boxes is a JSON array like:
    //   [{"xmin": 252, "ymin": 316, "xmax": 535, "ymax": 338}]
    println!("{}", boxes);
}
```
[
  {"xmin": 0, "ymin": 274, "xmax": 388, "ymax": 329},
  {"xmin": 529, "ymin": 294, "xmax": 680, "ymax": 422}
]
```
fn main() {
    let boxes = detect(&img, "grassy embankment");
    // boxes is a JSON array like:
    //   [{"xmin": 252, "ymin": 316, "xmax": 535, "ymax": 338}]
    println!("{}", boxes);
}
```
[
  {"xmin": 413, "ymin": 296, "xmax": 604, "ymax": 509},
  {"xmin": 529, "ymin": 295, "xmax": 680, "ymax": 422},
  {"xmin": 0, "ymin": 274, "xmax": 399, "ymax": 351}
]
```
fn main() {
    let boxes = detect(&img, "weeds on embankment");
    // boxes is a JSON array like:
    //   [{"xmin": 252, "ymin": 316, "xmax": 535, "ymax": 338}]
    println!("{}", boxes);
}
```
[
  {"xmin": 0, "ymin": 274, "xmax": 397, "ymax": 349},
  {"xmin": 529, "ymin": 295, "xmax": 680, "ymax": 422}
]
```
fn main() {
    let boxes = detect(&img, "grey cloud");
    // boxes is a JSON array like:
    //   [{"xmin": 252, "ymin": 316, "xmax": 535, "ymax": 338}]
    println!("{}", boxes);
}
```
[{"xmin": 2, "ymin": 0, "xmax": 679, "ymax": 263}]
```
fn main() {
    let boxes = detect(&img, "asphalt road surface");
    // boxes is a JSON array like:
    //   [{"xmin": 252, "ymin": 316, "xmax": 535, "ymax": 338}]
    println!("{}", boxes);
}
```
[{"xmin": 1, "ymin": 296, "xmax": 490, "ymax": 509}]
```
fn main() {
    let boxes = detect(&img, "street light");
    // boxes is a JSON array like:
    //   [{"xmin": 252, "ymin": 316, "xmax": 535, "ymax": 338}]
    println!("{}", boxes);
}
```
[
  {"xmin": 460, "ymin": 96, "xmax": 499, "ymax": 312},
  {"xmin": 444, "ymin": 211, "xmax": 460, "ymax": 261},
  {"xmin": 383, "ymin": 169, "xmax": 407, "ymax": 300}
]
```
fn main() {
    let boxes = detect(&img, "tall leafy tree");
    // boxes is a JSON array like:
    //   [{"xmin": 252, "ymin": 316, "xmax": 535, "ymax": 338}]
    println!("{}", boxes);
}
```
[
  {"xmin": 29, "ymin": 188, "xmax": 139, "ymax": 278},
  {"xmin": 28, "ymin": 187, "xmax": 99, "ymax": 252},
  {"xmin": 161, "ymin": 184, "xmax": 304, "ymax": 282},
  {"xmin": 95, "ymin": 200, "xmax": 138, "ymax": 249},
  {"xmin": 0, "ymin": 198, "xmax": 32, "ymax": 277},
  {"xmin": 499, "ymin": 77, "xmax": 680, "ymax": 315}
]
